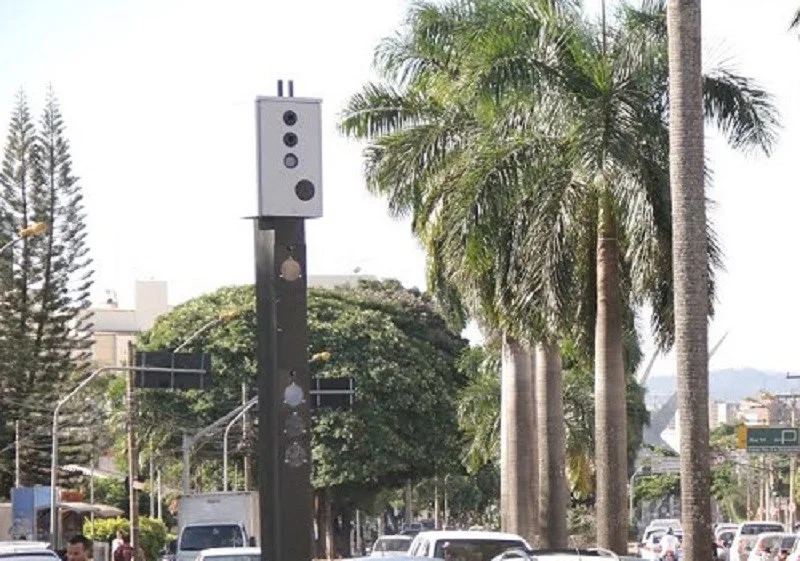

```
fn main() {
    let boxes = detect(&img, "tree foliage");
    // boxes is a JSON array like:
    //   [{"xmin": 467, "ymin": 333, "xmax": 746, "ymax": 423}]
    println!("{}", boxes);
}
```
[
  {"xmin": 135, "ymin": 280, "xmax": 467, "ymax": 497},
  {"xmin": 0, "ymin": 88, "xmax": 94, "ymax": 493}
]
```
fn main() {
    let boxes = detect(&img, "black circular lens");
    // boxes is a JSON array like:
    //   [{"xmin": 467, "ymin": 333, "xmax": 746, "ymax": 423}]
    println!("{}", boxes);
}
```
[
  {"xmin": 283, "ymin": 153, "xmax": 299, "ymax": 169},
  {"xmin": 283, "ymin": 132, "xmax": 298, "ymax": 147},
  {"xmin": 295, "ymin": 180, "xmax": 315, "ymax": 201},
  {"xmin": 283, "ymin": 110, "xmax": 298, "ymax": 126}
]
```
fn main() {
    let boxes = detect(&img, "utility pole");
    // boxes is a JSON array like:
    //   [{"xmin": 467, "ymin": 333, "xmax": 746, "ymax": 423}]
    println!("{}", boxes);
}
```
[
  {"xmin": 242, "ymin": 382, "xmax": 251, "ymax": 491},
  {"xmin": 127, "ymin": 342, "xmax": 140, "ymax": 553},
  {"xmin": 14, "ymin": 420, "xmax": 20, "ymax": 488},
  {"xmin": 149, "ymin": 436, "xmax": 155, "ymax": 518},
  {"xmin": 157, "ymin": 470, "xmax": 163, "ymax": 520}
]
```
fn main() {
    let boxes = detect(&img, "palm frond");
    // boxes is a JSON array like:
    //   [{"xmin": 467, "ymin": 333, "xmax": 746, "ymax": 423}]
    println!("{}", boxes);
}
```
[
  {"xmin": 703, "ymin": 69, "xmax": 780, "ymax": 155},
  {"xmin": 790, "ymin": 8, "xmax": 800, "ymax": 31}
]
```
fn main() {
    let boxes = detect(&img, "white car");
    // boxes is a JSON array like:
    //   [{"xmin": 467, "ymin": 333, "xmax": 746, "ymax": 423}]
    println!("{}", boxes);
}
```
[
  {"xmin": 490, "ymin": 548, "xmax": 619, "ymax": 561},
  {"xmin": 730, "ymin": 522, "xmax": 786, "ymax": 561},
  {"xmin": 746, "ymin": 533, "xmax": 796, "ymax": 561},
  {"xmin": 407, "ymin": 530, "xmax": 530, "ymax": 559},
  {"xmin": 193, "ymin": 547, "xmax": 261, "ymax": 561},
  {"xmin": 0, "ymin": 543, "xmax": 59, "ymax": 561},
  {"xmin": 370, "ymin": 535, "xmax": 413, "ymax": 557}
]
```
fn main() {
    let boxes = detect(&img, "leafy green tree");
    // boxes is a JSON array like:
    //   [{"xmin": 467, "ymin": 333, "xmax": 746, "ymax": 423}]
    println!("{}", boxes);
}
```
[
  {"xmin": 84, "ymin": 516, "xmax": 168, "ymax": 561},
  {"xmin": 0, "ymin": 89, "xmax": 94, "ymax": 492},
  {"xmin": 135, "ymin": 280, "xmax": 467, "ymax": 557}
]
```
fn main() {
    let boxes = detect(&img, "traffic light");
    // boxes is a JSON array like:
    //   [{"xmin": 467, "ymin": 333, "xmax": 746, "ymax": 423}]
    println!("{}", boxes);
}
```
[{"xmin": 256, "ymin": 96, "xmax": 323, "ymax": 218}]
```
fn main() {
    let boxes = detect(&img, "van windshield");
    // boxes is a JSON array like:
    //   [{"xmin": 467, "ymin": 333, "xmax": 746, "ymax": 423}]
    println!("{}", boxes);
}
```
[
  {"xmin": 742, "ymin": 525, "xmax": 784, "ymax": 536},
  {"xmin": 180, "ymin": 525, "xmax": 244, "ymax": 551}
]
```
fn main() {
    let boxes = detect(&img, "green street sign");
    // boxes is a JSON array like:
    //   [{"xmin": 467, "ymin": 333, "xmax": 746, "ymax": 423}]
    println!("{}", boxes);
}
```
[{"xmin": 745, "ymin": 427, "xmax": 800, "ymax": 453}]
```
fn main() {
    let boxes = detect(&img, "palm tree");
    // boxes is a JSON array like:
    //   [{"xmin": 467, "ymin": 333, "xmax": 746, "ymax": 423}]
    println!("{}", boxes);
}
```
[
  {"xmin": 666, "ymin": 0, "xmax": 711, "ymax": 559},
  {"xmin": 453, "ymin": 1, "xmax": 777, "ymax": 550},
  {"xmin": 341, "ymin": 0, "xmax": 777, "ymax": 550},
  {"xmin": 791, "ymin": 8, "xmax": 800, "ymax": 30}
]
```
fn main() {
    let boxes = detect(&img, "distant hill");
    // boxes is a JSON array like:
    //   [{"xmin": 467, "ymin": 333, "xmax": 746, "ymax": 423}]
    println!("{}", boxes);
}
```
[{"xmin": 646, "ymin": 368, "xmax": 800, "ymax": 402}]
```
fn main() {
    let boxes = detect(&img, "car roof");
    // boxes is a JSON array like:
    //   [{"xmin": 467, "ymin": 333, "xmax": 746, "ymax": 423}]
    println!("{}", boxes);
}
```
[
  {"xmin": 376, "ymin": 535, "xmax": 413, "ymax": 541},
  {"xmin": 413, "ymin": 530, "xmax": 530, "ymax": 544},
  {"xmin": 198, "ymin": 547, "xmax": 261, "ymax": 556}
]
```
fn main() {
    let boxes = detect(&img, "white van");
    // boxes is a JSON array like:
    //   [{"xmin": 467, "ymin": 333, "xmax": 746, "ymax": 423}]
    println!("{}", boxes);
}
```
[{"xmin": 729, "ymin": 522, "xmax": 786, "ymax": 561}]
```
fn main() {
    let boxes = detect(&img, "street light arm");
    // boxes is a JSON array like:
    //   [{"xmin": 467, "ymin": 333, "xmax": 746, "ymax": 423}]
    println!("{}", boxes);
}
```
[
  {"xmin": 174, "ymin": 318, "xmax": 222, "ymax": 353},
  {"xmin": 223, "ymin": 397, "xmax": 258, "ymax": 491}
]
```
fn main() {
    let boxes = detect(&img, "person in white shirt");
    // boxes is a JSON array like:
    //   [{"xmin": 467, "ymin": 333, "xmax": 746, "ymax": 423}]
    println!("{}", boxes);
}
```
[
  {"xmin": 660, "ymin": 528, "xmax": 681, "ymax": 560},
  {"xmin": 111, "ymin": 530, "xmax": 124, "ymax": 555}
]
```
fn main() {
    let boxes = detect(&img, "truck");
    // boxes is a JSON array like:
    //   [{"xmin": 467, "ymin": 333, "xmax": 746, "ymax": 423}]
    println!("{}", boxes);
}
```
[{"xmin": 174, "ymin": 492, "xmax": 259, "ymax": 561}]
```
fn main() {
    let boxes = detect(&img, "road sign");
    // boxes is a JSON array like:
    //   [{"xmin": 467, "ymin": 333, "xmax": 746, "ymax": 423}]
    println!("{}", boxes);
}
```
[
  {"xmin": 133, "ymin": 351, "xmax": 212, "ymax": 389},
  {"xmin": 742, "ymin": 426, "xmax": 800, "ymax": 453},
  {"xmin": 310, "ymin": 377, "xmax": 355, "ymax": 410},
  {"xmin": 649, "ymin": 457, "xmax": 681, "ymax": 474}
]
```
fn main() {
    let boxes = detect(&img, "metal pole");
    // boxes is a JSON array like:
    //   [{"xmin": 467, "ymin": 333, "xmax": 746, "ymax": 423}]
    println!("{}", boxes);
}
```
[
  {"xmin": 49, "ymin": 364, "xmax": 208, "ymax": 545},
  {"xmin": 128, "ymin": 342, "xmax": 140, "ymax": 554},
  {"xmin": 224, "ymin": 397, "xmax": 258, "ymax": 491},
  {"xmin": 242, "ymin": 383, "xmax": 251, "ymax": 491},
  {"xmin": 50, "ymin": 412, "xmax": 59, "ymax": 548},
  {"xmin": 149, "ymin": 436, "xmax": 155, "ymax": 518},
  {"xmin": 157, "ymin": 470, "xmax": 163, "ymax": 520},
  {"xmin": 174, "ymin": 318, "xmax": 222, "ymax": 353},
  {"xmin": 182, "ymin": 432, "xmax": 192, "ymax": 494},
  {"xmin": 90, "ymin": 452, "xmax": 95, "ymax": 527},
  {"xmin": 15, "ymin": 420, "xmax": 20, "ymax": 488},
  {"xmin": 434, "ymin": 477, "xmax": 439, "ymax": 529}
]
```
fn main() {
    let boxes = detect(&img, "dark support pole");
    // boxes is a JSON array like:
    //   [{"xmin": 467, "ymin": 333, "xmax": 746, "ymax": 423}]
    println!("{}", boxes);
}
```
[{"xmin": 255, "ymin": 216, "xmax": 312, "ymax": 561}]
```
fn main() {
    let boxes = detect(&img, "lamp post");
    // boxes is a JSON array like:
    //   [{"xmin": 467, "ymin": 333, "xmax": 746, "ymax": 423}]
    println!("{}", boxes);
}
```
[
  {"xmin": 174, "ymin": 310, "xmax": 244, "ymax": 353},
  {"xmin": 224, "ymin": 396, "xmax": 258, "ymax": 491},
  {"xmin": 629, "ymin": 464, "xmax": 651, "ymax": 527},
  {"xmin": 0, "ymin": 221, "xmax": 48, "ymax": 255},
  {"xmin": 50, "ymin": 364, "xmax": 208, "ymax": 548}
]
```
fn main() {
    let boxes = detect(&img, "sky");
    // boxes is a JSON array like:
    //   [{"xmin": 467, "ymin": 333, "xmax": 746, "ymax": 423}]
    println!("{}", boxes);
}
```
[{"xmin": 0, "ymin": 0, "xmax": 798, "ymax": 377}]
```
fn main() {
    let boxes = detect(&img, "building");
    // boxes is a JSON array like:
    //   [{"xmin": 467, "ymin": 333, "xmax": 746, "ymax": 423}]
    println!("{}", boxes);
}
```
[{"xmin": 90, "ymin": 276, "xmax": 375, "ymax": 367}]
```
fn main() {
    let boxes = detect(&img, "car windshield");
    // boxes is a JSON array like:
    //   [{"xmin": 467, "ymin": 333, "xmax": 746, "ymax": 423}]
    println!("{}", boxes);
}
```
[
  {"xmin": 720, "ymin": 532, "xmax": 736, "ymax": 542},
  {"xmin": 742, "ymin": 525, "xmax": 784, "ymax": 535},
  {"xmin": 204, "ymin": 556, "xmax": 260, "ymax": 561},
  {"xmin": 782, "ymin": 536, "xmax": 797, "ymax": 549},
  {"xmin": 180, "ymin": 525, "xmax": 245, "ymax": 551},
  {"xmin": 374, "ymin": 538, "xmax": 411, "ymax": 552},
  {"xmin": 434, "ymin": 539, "xmax": 526, "ymax": 561}
]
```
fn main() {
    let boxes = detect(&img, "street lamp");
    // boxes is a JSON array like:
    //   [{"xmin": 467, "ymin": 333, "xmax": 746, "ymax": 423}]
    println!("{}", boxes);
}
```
[
  {"xmin": 174, "ymin": 309, "xmax": 245, "ymax": 353},
  {"xmin": 50, "ymin": 364, "xmax": 207, "ymax": 548},
  {"xmin": 223, "ymin": 396, "xmax": 258, "ymax": 491},
  {"xmin": 0, "ymin": 221, "xmax": 48, "ymax": 254},
  {"xmin": 629, "ymin": 464, "xmax": 652, "ymax": 526}
]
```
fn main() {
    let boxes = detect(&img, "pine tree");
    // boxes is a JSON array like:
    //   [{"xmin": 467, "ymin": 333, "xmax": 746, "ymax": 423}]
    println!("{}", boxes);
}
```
[
  {"xmin": 0, "ymin": 90, "xmax": 40, "ymax": 494},
  {"xmin": 0, "ymin": 88, "xmax": 94, "ymax": 494}
]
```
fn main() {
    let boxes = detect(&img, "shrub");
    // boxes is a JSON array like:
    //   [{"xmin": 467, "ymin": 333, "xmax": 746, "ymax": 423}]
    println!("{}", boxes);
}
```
[{"xmin": 84, "ymin": 516, "xmax": 168, "ymax": 561}]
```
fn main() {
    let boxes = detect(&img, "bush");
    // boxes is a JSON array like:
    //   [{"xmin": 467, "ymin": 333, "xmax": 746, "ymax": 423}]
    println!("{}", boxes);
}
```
[{"xmin": 84, "ymin": 517, "xmax": 168, "ymax": 561}]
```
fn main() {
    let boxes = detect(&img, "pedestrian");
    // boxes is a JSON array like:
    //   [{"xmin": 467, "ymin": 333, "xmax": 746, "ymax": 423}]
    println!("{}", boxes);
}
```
[
  {"xmin": 67, "ymin": 535, "xmax": 93, "ymax": 561},
  {"xmin": 113, "ymin": 533, "xmax": 133, "ymax": 561},
  {"xmin": 111, "ymin": 530, "xmax": 124, "ymax": 556}
]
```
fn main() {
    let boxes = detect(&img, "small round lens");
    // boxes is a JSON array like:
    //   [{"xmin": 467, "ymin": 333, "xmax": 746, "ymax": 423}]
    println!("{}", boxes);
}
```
[
  {"xmin": 283, "ymin": 153, "xmax": 299, "ymax": 169},
  {"xmin": 283, "ymin": 110, "xmax": 298, "ymax": 126},
  {"xmin": 283, "ymin": 132, "xmax": 298, "ymax": 147},
  {"xmin": 295, "ymin": 180, "xmax": 315, "ymax": 201}
]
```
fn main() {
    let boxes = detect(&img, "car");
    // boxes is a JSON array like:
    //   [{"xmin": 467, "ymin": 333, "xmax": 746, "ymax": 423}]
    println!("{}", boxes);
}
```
[
  {"xmin": 640, "ymin": 529, "xmax": 684, "ymax": 561},
  {"xmin": 729, "ymin": 522, "xmax": 786, "ymax": 561},
  {"xmin": 406, "ymin": 530, "xmax": 531, "ymax": 560},
  {"xmin": 0, "ymin": 543, "xmax": 59, "ymax": 561},
  {"xmin": 369, "ymin": 535, "xmax": 414, "ymax": 557},
  {"xmin": 745, "ymin": 533, "xmax": 796, "ymax": 561},
  {"xmin": 716, "ymin": 529, "xmax": 738, "ymax": 561},
  {"xmin": 489, "ymin": 547, "xmax": 619, "ymax": 561},
  {"xmin": 193, "ymin": 547, "xmax": 261, "ymax": 561}
]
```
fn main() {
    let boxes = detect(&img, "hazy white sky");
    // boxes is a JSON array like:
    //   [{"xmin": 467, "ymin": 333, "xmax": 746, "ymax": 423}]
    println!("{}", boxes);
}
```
[{"xmin": 0, "ymin": 0, "xmax": 798, "ymax": 376}]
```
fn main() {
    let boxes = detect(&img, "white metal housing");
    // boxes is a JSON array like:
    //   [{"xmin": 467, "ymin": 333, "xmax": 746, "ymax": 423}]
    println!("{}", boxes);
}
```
[{"xmin": 256, "ymin": 96, "xmax": 323, "ymax": 218}]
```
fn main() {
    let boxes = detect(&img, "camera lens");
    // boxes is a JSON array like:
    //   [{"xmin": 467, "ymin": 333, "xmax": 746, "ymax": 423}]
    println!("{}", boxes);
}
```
[
  {"xmin": 295, "ymin": 180, "xmax": 315, "ymax": 201},
  {"xmin": 283, "ymin": 132, "xmax": 298, "ymax": 147},
  {"xmin": 283, "ymin": 153, "xmax": 299, "ymax": 169},
  {"xmin": 283, "ymin": 110, "xmax": 298, "ymax": 126}
]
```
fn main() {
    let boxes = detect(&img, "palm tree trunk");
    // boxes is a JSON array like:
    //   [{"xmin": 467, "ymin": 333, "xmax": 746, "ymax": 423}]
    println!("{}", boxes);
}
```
[
  {"xmin": 667, "ymin": 1, "xmax": 711, "ymax": 560},
  {"xmin": 594, "ymin": 201, "xmax": 628, "ymax": 554},
  {"xmin": 529, "ymin": 347, "xmax": 540, "ymax": 541},
  {"xmin": 500, "ymin": 334, "xmax": 537, "ymax": 543},
  {"xmin": 535, "ymin": 342, "xmax": 567, "ymax": 548}
]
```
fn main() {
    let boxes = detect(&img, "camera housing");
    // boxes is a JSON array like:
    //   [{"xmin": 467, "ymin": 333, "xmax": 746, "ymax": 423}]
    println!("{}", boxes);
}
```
[{"xmin": 256, "ymin": 96, "xmax": 323, "ymax": 218}]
